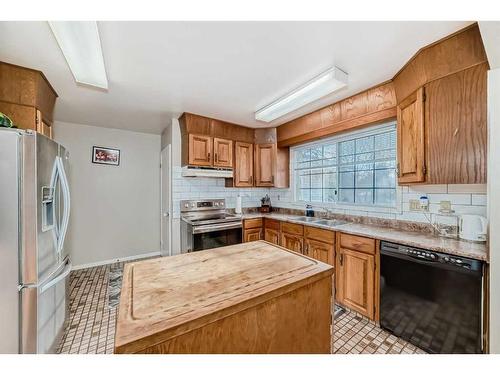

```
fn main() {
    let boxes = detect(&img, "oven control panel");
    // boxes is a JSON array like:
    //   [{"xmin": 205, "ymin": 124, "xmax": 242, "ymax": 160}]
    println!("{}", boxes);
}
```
[{"xmin": 181, "ymin": 199, "xmax": 226, "ymax": 212}]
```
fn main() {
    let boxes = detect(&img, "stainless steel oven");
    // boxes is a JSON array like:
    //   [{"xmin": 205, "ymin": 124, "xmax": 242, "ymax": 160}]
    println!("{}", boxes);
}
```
[{"xmin": 180, "ymin": 199, "xmax": 242, "ymax": 253}]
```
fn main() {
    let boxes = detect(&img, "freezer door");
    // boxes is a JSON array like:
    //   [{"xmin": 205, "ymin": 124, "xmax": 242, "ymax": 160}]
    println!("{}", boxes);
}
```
[
  {"xmin": 37, "ymin": 257, "xmax": 71, "ymax": 354},
  {"xmin": 35, "ymin": 134, "xmax": 61, "ymax": 282},
  {"xmin": 0, "ymin": 130, "xmax": 21, "ymax": 353}
]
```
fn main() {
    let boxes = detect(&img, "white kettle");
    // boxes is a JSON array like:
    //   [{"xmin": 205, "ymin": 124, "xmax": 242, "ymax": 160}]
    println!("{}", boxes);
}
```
[{"xmin": 459, "ymin": 214, "xmax": 488, "ymax": 242}]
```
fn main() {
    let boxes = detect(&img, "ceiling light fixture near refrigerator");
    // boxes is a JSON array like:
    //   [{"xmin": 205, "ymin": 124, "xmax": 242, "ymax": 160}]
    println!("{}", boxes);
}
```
[
  {"xmin": 255, "ymin": 66, "xmax": 348, "ymax": 123},
  {"xmin": 48, "ymin": 21, "xmax": 108, "ymax": 89}
]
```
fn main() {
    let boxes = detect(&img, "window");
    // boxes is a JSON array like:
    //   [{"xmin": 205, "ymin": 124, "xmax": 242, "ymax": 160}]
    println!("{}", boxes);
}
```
[{"xmin": 294, "ymin": 123, "xmax": 397, "ymax": 207}]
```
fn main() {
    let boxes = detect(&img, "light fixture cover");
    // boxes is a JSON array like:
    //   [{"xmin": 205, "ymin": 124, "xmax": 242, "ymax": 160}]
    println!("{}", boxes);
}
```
[
  {"xmin": 49, "ymin": 21, "xmax": 108, "ymax": 89},
  {"xmin": 255, "ymin": 66, "xmax": 348, "ymax": 123}
]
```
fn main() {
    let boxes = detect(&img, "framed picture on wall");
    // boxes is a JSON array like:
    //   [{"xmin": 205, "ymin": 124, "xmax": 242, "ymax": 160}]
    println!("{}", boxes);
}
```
[{"xmin": 92, "ymin": 146, "xmax": 120, "ymax": 166}]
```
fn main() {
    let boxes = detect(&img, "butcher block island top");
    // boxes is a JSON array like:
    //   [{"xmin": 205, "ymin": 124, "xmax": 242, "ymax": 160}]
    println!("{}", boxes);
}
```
[{"xmin": 114, "ymin": 241, "xmax": 334, "ymax": 354}]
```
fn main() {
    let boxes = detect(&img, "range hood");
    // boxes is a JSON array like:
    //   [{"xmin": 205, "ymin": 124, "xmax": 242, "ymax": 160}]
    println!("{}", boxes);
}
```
[{"xmin": 181, "ymin": 166, "xmax": 233, "ymax": 178}]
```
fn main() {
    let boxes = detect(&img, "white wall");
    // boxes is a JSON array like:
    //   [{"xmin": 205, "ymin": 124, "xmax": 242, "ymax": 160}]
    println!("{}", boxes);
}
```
[
  {"xmin": 488, "ymin": 68, "xmax": 500, "ymax": 353},
  {"xmin": 54, "ymin": 121, "xmax": 161, "ymax": 267}
]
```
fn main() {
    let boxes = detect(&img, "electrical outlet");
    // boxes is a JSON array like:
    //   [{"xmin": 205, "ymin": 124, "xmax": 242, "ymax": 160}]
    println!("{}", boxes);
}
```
[
  {"xmin": 409, "ymin": 199, "xmax": 421, "ymax": 211},
  {"xmin": 440, "ymin": 200, "xmax": 452, "ymax": 211}
]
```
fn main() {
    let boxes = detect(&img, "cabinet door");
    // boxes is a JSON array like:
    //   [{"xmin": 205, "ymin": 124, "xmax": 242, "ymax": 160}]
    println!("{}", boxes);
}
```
[
  {"xmin": 424, "ymin": 63, "xmax": 487, "ymax": 184},
  {"xmin": 254, "ymin": 143, "xmax": 275, "ymax": 187},
  {"xmin": 213, "ymin": 138, "xmax": 233, "ymax": 168},
  {"xmin": 244, "ymin": 228, "xmax": 262, "ymax": 242},
  {"xmin": 280, "ymin": 233, "xmax": 303, "ymax": 253},
  {"xmin": 305, "ymin": 239, "xmax": 334, "ymax": 265},
  {"xmin": 188, "ymin": 134, "xmax": 212, "ymax": 166},
  {"xmin": 264, "ymin": 228, "xmax": 280, "ymax": 245},
  {"xmin": 234, "ymin": 142, "xmax": 254, "ymax": 187},
  {"xmin": 336, "ymin": 247, "xmax": 375, "ymax": 320},
  {"xmin": 36, "ymin": 110, "xmax": 52, "ymax": 139},
  {"xmin": 397, "ymin": 87, "xmax": 425, "ymax": 184}
]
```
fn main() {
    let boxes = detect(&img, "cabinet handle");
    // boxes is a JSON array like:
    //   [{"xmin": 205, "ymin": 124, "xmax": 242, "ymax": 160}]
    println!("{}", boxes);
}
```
[
  {"xmin": 340, "ymin": 253, "xmax": 343, "ymax": 266},
  {"xmin": 271, "ymin": 175, "xmax": 274, "ymax": 185},
  {"xmin": 215, "ymin": 153, "xmax": 218, "ymax": 163},
  {"xmin": 208, "ymin": 152, "xmax": 211, "ymax": 162},
  {"xmin": 250, "ymin": 175, "xmax": 253, "ymax": 184}
]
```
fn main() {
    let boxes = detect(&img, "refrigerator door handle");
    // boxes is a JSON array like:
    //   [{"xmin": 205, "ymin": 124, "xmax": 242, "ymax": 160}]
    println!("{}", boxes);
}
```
[
  {"xmin": 53, "ymin": 156, "xmax": 70, "ymax": 257},
  {"xmin": 39, "ymin": 258, "xmax": 72, "ymax": 294}
]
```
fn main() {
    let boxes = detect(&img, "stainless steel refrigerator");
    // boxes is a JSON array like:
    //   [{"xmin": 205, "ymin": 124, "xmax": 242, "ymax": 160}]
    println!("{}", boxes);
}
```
[{"xmin": 0, "ymin": 129, "xmax": 71, "ymax": 354}]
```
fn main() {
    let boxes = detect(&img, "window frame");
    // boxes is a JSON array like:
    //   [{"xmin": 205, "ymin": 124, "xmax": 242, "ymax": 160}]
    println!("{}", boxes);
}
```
[{"xmin": 291, "ymin": 122, "xmax": 399, "ymax": 209}]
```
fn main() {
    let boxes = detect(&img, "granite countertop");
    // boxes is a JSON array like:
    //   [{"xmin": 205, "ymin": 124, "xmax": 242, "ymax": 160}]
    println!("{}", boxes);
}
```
[{"xmin": 240, "ymin": 212, "xmax": 488, "ymax": 262}]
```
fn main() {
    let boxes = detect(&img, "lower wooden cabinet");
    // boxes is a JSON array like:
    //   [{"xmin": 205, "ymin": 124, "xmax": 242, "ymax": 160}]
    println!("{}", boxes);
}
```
[
  {"xmin": 280, "ymin": 232, "xmax": 303, "ymax": 253},
  {"xmin": 305, "ymin": 239, "xmax": 333, "ymax": 265},
  {"xmin": 243, "ymin": 218, "xmax": 263, "ymax": 242},
  {"xmin": 264, "ymin": 228, "xmax": 280, "ymax": 245},
  {"xmin": 304, "ymin": 226, "xmax": 335, "ymax": 265},
  {"xmin": 244, "ymin": 228, "xmax": 262, "ymax": 242},
  {"xmin": 335, "ymin": 233, "xmax": 377, "ymax": 320}
]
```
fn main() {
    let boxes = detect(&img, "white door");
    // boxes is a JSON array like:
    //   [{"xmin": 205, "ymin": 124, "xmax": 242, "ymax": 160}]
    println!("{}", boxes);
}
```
[{"xmin": 160, "ymin": 145, "xmax": 172, "ymax": 256}]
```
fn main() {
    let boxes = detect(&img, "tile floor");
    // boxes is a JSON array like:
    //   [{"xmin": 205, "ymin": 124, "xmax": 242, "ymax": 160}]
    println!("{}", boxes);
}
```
[{"xmin": 57, "ymin": 261, "xmax": 426, "ymax": 354}]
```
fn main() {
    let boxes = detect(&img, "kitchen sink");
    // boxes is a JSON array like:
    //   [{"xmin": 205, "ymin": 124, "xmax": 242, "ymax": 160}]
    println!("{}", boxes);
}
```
[
  {"xmin": 293, "ymin": 216, "xmax": 347, "ymax": 227},
  {"xmin": 313, "ymin": 219, "xmax": 348, "ymax": 227},
  {"xmin": 294, "ymin": 216, "xmax": 319, "ymax": 223}
]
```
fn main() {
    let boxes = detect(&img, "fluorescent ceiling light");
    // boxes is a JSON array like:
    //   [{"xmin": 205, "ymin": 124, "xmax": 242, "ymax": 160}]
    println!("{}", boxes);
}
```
[
  {"xmin": 48, "ymin": 21, "xmax": 108, "ymax": 89},
  {"xmin": 255, "ymin": 66, "xmax": 348, "ymax": 123}
]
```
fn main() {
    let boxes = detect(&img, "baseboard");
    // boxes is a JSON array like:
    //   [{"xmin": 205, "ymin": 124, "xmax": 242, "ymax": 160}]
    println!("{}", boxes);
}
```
[{"xmin": 72, "ymin": 251, "xmax": 161, "ymax": 270}]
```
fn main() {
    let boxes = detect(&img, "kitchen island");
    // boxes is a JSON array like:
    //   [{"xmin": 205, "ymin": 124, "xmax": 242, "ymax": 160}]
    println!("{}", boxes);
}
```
[{"xmin": 114, "ymin": 241, "xmax": 334, "ymax": 354}]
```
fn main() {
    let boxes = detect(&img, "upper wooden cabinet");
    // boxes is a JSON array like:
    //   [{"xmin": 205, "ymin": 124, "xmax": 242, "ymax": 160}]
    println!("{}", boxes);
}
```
[
  {"xmin": 188, "ymin": 134, "xmax": 213, "ymax": 166},
  {"xmin": 254, "ymin": 143, "xmax": 275, "ymax": 186},
  {"xmin": 424, "ymin": 63, "xmax": 487, "ymax": 184},
  {"xmin": 0, "ymin": 61, "xmax": 57, "ymax": 139},
  {"xmin": 180, "ymin": 112, "xmax": 253, "ymax": 168},
  {"xmin": 234, "ymin": 142, "xmax": 254, "ymax": 187},
  {"xmin": 213, "ymin": 137, "xmax": 233, "ymax": 168},
  {"xmin": 397, "ymin": 87, "xmax": 425, "ymax": 184}
]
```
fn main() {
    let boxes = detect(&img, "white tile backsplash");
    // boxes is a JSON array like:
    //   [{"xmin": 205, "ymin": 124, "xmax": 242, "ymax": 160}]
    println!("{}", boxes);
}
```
[{"xmin": 171, "ymin": 166, "xmax": 487, "ymax": 224}]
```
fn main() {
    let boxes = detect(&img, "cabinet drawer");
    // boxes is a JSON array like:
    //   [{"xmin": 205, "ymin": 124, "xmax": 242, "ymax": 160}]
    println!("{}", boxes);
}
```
[
  {"xmin": 281, "ymin": 222, "xmax": 303, "ymax": 235},
  {"xmin": 244, "ymin": 218, "xmax": 263, "ymax": 229},
  {"xmin": 264, "ymin": 218, "xmax": 280, "ymax": 231},
  {"xmin": 305, "ymin": 226, "xmax": 335, "ymax": 245},
  {"xmin": 339, "ymin": 233, "xmax": 375, "ymax": 254}
]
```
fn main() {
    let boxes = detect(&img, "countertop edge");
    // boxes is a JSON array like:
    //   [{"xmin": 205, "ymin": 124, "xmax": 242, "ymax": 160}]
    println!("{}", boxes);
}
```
[{"xmin": 241, "ymin": 213, "xmax": 488, "ymax": 262}]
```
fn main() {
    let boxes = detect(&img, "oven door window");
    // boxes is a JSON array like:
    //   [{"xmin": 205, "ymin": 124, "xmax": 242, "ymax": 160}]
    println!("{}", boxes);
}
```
[{"xmin": 193, "ymin": 227, "xmax": 242, "ymax": 251}]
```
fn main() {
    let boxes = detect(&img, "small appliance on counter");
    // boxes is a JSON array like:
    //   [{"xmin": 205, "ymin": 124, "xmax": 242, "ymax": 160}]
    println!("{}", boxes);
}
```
[
  {"xmin": 260, "ymin": 194, "xmax": 272, "ymax": 213},
  {"xmin": 433, "ymin": 209, "xmax": 459, "ymax": 238},
  {"xmin": 459, "ymin": 214, "xmax": 488, "ymax": 242},
  {"xmin": 306, "ymin": 204, "xmax": 314, "ymax": 217}
]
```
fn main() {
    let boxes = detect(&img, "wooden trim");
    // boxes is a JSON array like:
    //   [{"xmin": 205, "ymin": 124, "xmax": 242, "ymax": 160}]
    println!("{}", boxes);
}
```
[
  {"xmin": 277, "ymin": 107, "xmax": 396, "ymax": 147},
  {"xmin": 374, "ymin": 239, "xmax": 380, "ymax": 323},
  {"xmin": 0, "ymin": 60, "xmax": 58, "ymax": 97},
  {"xmin": 392, "ymin": 23, "xmax": 488, "ymax": 102},
  {"xmin": 393, "ymin": 22, "xmax": 479, "ymax": 80}
]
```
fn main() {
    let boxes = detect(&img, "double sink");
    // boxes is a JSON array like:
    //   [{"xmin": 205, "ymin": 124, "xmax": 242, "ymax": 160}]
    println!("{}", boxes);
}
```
[{"xmin": 293, "ymin": 216, "xmax": 347, "ymax": 228}]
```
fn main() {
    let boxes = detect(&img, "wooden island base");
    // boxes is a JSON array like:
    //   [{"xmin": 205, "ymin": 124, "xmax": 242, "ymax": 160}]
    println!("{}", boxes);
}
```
[{"xmin": 114, "ymin": 241, "xmax": 334, "ymax": 354}]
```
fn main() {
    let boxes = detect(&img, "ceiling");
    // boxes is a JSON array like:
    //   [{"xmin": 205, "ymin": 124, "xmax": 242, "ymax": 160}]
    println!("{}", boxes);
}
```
[{"xmin": 0, "ymin": 21, "xmax": 473, "ymax": 134}]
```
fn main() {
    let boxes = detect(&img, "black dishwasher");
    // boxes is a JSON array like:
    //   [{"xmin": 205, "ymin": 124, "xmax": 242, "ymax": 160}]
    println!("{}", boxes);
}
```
[{"xmin": 380, "ymin": 241, "xmax": 484, "ymax": 354}]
